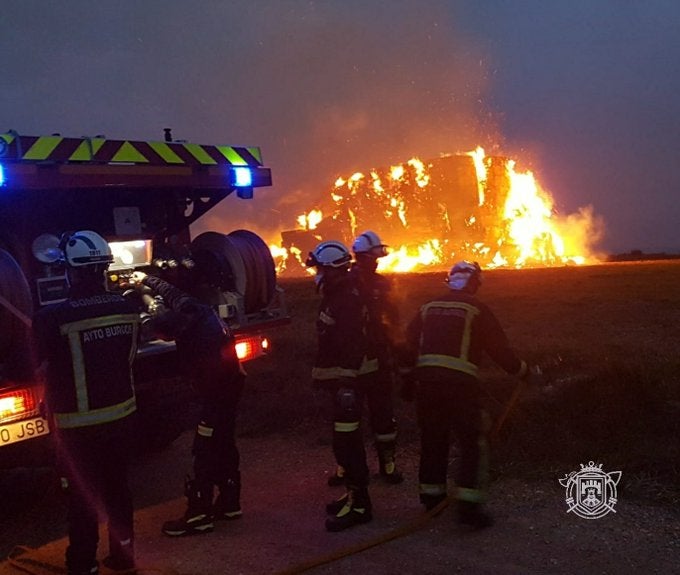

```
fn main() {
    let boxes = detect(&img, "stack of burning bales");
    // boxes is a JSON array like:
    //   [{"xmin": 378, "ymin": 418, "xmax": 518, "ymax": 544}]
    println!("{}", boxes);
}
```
[{"xmin": 279, "ymin": 153, "xmax": 516, "ymax": 274}]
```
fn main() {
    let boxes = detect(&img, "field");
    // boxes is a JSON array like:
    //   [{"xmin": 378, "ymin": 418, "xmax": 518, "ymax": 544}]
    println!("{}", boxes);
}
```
[{"xmin": 241, "ymin": 260, "xmax": 680, "ymax": 504}]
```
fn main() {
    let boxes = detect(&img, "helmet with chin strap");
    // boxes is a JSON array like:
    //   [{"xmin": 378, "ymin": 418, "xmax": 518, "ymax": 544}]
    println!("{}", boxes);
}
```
[
  {"xmin": 352, "ymin": 230, "xmax": 388, "ymax": 258},
  {"xmin": 305, "ymin": 241, "xmax": 352, "ymax": 269},
  {"xmin": 446, "ymin": 260, "xmax": 482, "ymax": 292},
  {"xmin": 60, "ymin": 230, "xmax": 114, "ymax": 268}
]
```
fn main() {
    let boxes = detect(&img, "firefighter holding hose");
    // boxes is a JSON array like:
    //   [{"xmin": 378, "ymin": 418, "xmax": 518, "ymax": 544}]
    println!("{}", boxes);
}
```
[
  {"xmin": 403, "ymin": 261, "xmax": 538, "ymax": 528},
  {"xmin": 130, "ymin": 270, "xmax": 246, "ymax": 537}
]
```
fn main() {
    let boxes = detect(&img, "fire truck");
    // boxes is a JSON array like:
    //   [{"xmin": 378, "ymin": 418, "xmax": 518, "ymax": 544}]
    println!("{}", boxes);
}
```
[{"xmin": 0, "ymin": 129, "xmax": 288, "ymax": 468}]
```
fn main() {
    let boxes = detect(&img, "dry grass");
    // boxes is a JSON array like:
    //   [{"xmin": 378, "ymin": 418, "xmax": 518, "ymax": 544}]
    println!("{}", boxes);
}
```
[{"xmin": 240, "ymin": 261, "xmax": 680, "ymax": 503}]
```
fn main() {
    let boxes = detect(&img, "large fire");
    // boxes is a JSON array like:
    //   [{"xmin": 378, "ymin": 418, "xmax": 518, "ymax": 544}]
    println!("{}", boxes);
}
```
[{"xmin": 272, "ymin": 148, "xmax": 601, "ymax": 274}]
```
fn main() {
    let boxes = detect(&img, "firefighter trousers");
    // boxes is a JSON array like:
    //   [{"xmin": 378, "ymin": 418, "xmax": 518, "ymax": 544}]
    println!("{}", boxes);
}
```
[
  {"xmin": 331, "ymin": 381, "xmax": 369, "ymax": 490},
  {"xmin": 360, "ymin": 369, "xmax": 398, "ymax": 467},
  {"xmin": 416, "ymin": 371, "xmax": 489, "ymax": 506},
  {"xmin": 57, "ymin": 417, "xmax": 135, "ymax": 573},
  {"xmin": 192, "ymin": 378, "xmax": 244, "ymax": 498}
]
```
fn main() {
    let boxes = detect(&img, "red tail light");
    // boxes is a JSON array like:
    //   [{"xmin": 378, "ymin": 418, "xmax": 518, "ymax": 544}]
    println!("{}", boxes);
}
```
[
  {"xmin": 0, "ymin": 386, "xmax": 40, "ymax": 424},
  {"xmin": 234, "ymin": 335, "xmax": 270, "ymax": 362}
]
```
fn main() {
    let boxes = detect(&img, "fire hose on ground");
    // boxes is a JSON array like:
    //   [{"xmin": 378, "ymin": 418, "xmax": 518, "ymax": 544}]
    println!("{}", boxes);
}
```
[{"xmin": 275, "ymin": 359, "xmax": 594, "ymax": 575}]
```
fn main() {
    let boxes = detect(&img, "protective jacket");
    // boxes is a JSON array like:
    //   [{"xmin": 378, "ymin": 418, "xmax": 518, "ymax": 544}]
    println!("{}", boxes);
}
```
[
  {"xmin": 33, "ymin": 283, "xmax": 140, "ymax": 429},
  {"xmin": 405, "ymin": 290, "xmax": 527, "ymax": 379},
  {"xmin": 311, "ymin": 275, "xmax": 366, "ymax": 383},
  {"xmin": 348, "ymin": 266, "xmax": 399, "ymax": 372},
  {"xmin": 141, "ymin": 275, "xmax": 243, "ymax": 399}
]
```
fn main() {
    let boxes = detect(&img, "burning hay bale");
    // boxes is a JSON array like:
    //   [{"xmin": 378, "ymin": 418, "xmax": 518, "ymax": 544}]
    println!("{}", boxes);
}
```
[{"xmin": 275, "ymin": 148, "xmax": 601, "ymax": 274}]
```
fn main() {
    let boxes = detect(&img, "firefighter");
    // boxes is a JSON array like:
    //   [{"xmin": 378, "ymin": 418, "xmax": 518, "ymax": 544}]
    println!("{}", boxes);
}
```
[
  {"xmin": 306, "ymin": 241, "xmax": 373, "ymax": 532},
  {"xmin": 403, "ymin": 261, "xmax": 534, "ymax": 529},
  {"xmin": 327, "ymin": 230, "xmax": 403, "ymax": 486},
  {"xmin": 129, "ymin": 270, "xmax": 246, "ymax": 537},
  {"xmin": 32, "ymin": 230, "xmax": 140, "ymax": 575}
]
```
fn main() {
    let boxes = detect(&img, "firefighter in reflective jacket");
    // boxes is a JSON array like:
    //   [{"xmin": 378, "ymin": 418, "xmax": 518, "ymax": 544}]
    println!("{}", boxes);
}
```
[
  {"xmin": 130, "ymin": 270, "xmax": 245, "ymax": 537},
  {"xmin": 330, "ymin": 230, "xmax": 403, "ymax": 485},
  {"xmin": 306, "ymin": 241, "xmax": 373, "ymax": 532},
  {"xmin": 404, "ymin": 261, "xmax": 530, "ymax": 529},
  {"xmin": 33, "ymin": 230, "xmax": 140, "ymax": 575}
]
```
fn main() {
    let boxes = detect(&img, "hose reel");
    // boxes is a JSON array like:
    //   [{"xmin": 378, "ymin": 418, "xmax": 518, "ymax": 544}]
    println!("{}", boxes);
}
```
[{"xmin": 190, "ymin": 230, "xmax": 277, "ymax": 317}]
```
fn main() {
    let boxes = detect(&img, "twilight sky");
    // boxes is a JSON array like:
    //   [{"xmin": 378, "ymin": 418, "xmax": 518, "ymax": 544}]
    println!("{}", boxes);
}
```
[{"xmin": 2, "ymin": 1, "xmax": 679, "ymax": 253}]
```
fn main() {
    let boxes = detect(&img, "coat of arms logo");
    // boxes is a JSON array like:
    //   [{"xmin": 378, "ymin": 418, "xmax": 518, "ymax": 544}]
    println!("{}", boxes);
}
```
[{"xmin": 559, "ymin": 461, "xmax": 621, "ymax": 519}]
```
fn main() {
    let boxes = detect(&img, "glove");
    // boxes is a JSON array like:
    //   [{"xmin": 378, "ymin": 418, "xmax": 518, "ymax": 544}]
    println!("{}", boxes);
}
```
[{"xmin": 129, "ymin": 270, "xmax": 148, "ymax": 286}]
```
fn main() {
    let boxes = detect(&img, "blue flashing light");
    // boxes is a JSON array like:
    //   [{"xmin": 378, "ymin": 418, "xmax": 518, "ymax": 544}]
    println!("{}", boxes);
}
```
[
  {"xmin": 0, "ymin": 164, "xmax": 4, "ymax": 186},
  {"xmin": 233, "ymin": 166, "xmax": 253, "ymax": 187}
]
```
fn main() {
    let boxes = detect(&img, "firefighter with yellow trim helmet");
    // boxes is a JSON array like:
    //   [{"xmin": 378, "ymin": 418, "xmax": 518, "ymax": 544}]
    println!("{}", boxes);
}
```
[
  {"xmin": 33, "ymin": 229, "xmax": 140, "ymax": 573},
  {"xmin": 307, "ymin": 240, "xmax": 374, "ymax": 532}
]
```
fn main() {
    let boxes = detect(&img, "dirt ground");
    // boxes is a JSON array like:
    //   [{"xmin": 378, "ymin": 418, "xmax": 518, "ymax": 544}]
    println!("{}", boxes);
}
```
[{"xmin": 1, "ymin": 429, "xmax": 679, "ymax": 575}]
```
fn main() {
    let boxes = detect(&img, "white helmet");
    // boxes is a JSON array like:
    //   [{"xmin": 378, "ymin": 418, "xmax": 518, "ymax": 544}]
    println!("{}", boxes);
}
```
[
  {"xmin": 352, "ymin": 231, "xmax": 388, "ymax": 258},
  {"xmin": 61, "ymin": 230, "xmax": 114, "ymax": 268},
  {"xmin": 305, "ymin": 241, "xmax": 352, "ymax": 269},
  {"xmin": 447, "ymin": 260, "xmax": 482, "ymax": 291}
]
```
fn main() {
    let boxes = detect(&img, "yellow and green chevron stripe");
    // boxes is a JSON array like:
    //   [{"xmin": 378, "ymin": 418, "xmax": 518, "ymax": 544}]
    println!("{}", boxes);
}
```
[{"xmin": 0, "ymin": 133, "xmax": 264, "ymax": 167}]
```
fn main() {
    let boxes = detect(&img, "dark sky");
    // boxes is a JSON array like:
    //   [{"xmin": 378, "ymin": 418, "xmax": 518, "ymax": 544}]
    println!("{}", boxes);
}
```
[{"xmin": 3, "ymin": 1, "xmax": 679, "ymax": 253}]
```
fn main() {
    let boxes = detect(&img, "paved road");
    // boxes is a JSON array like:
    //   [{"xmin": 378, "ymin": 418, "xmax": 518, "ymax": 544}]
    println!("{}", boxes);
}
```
[{"xmin": 1, "ymin": 431, "xmax": 679, "ymax": 575}]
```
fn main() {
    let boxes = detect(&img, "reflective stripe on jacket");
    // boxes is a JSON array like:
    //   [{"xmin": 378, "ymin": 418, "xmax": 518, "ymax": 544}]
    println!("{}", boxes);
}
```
[
  {"xmin": 33, "ymin": 288, "xmax": 140, "ymax": 429},
  {"xmin": 406, "ymin": 291, "xmax": 525, "ymax": 378},
  {"xmin": 312, "ymin": 275, "xmax": 367, "ymax": 381}
]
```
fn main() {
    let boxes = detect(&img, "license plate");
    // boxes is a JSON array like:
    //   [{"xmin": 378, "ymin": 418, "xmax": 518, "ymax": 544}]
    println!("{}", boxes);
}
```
[{"xmin": 0, "ymin": 417, "xmax": 50, "ymax": 446}]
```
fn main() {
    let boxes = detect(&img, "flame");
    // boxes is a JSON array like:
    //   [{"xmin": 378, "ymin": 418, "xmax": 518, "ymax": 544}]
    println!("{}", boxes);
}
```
[
  {"xmin": 273, "ymin": 147, "xmax": 602, "ymax": 273},
  {"xmin": 296, "ymin": 209, "xmax": 323, "ymax": 230}
]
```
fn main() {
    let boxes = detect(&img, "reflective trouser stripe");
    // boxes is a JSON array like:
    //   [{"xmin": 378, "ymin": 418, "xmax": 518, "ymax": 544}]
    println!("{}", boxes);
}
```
[
  {"xmin": 416, "ymin": 354, "xmax": 479, "ymax": 377},
  {"xmin": 419, "ymin": 483, "xmax": 447, "ymax": 497},
  {"xmin": 457, "ymin": 486, "xmax": 486, "ymax": 503},
  {"xmin": 358, "ymin": 357, "xmax": 379, "ymax": 375},
  {"xmin": 311, "ymin": 367, "xmax": 357, "ymax": 380},
  {"xmin": 335, "ymin": 421, "xmax": 360, "ymax": 433},
  {"xmin": 197, "ymin": 423, "xmax": 214, "ymax": 437},
  {"xmin": 54, "ymin": 396, "xmax": 137, "ymax": 429},
  {"xmin": 375, "ymin": 431, "xmax": 397, "ymax": 443}
]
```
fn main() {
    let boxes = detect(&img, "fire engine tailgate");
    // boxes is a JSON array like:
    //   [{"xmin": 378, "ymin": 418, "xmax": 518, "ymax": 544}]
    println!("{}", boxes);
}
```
[{"xmin": 0, "ymin": 417, "xmax": 50, "ymax": 447}]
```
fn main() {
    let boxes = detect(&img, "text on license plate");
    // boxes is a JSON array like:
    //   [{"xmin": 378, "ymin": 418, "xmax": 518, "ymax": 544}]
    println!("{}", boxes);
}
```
[{"xmin": 0, "ymin": 417, "xmax": 50, "ymax": 446}]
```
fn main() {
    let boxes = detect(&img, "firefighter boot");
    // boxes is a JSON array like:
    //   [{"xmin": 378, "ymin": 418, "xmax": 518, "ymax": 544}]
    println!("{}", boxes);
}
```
[
  {"xmin": 325, "ymin": 491, "xmax": 350, "ymax": 515},
  {"xmin": 456, "ymin": 500, "xmax": 494, "ymax": 529},
  {"xmin": 377, "ymin": 444, "xmax": 403, "ymax": 484},
  {"xmin": 325, "ymin": 488, "xmax": 372, "ymax": 532},
  {"xmin": 102, "ymin": 537, "xmax": 134, "ymax": 571},
  {"xmin": 162, "ymin": 478, "xmax": 214, "ymax": 536},
  {"xmin": 327, "ymin": 464, "xmax": 346, "ymax": 487},
  {"xmin": 213, "ymin": 475, "xmax": 242, "ymax": 521},
  {"xmin": 420, "ymin": 493, "xmax": 447, "ymax": 512}
]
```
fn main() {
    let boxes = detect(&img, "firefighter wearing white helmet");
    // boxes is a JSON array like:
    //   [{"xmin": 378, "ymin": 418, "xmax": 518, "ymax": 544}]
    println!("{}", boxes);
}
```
[
  {"xmin": 306, "ymin": 240, "xmax": 374, "ymax": 531},
  {"xmin": 325, "ymin": 231, "xmax": 403, "ymax": 486},
  {"xmin": 403, "ymin": 260, "xmax": 532, "ymax": 529},
  {"xmin": 32, "ymin": 230, "xmax": 141, "ymax": 574}
]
